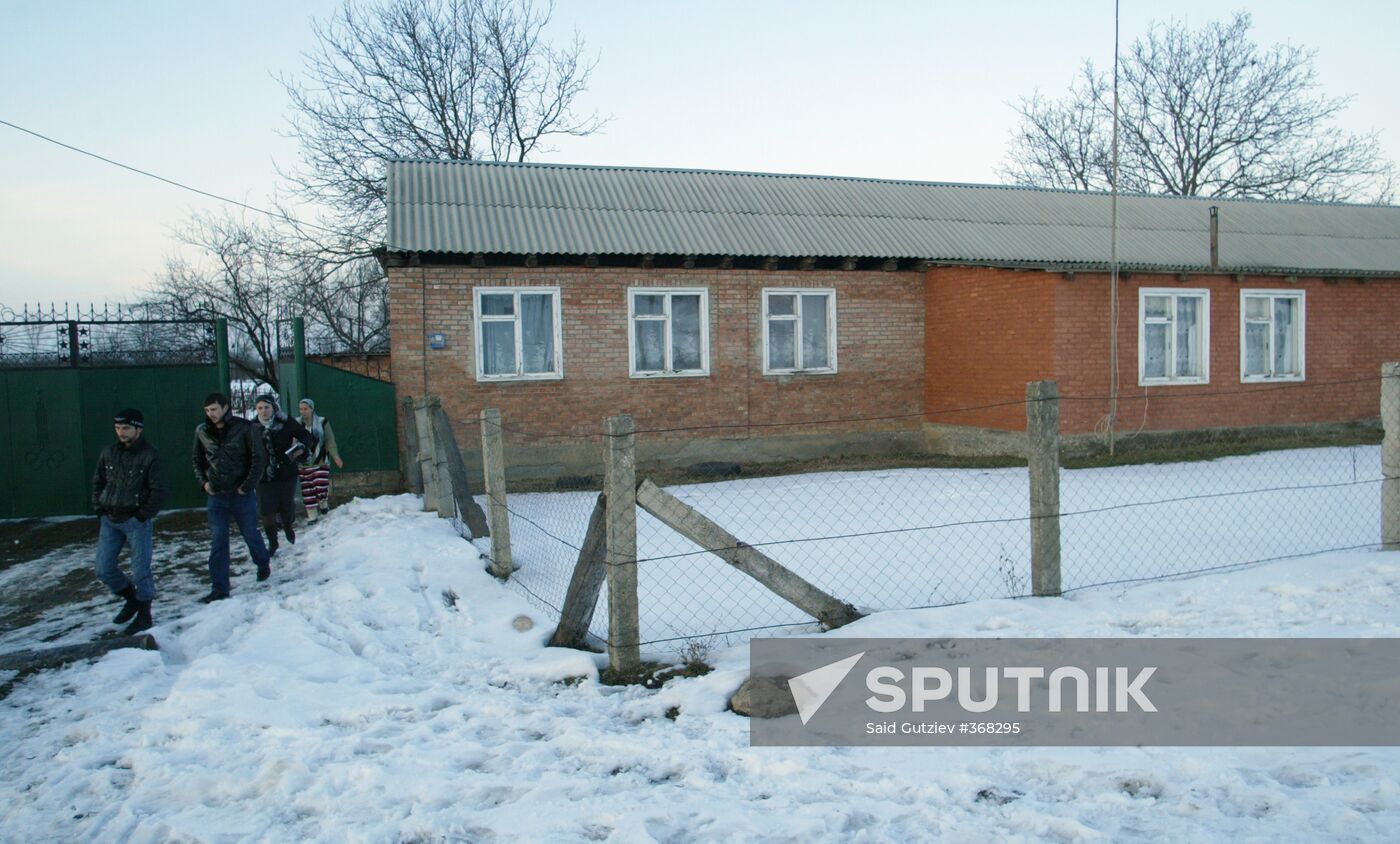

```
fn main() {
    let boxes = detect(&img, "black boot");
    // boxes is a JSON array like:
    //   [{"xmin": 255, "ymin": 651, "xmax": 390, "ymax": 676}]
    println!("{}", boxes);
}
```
[
  {"xmin": 199, "ymin": 589, "xmax": 230, "ymax": 603},
  {"xmin": 286, "ymin": 524, "xmax": 296, "ymax": 545},
  {"xmin": 123, "ymin": 601, "xmax": 152, "ymax": 635},
  {"xmin": 265, "ymin": 523, "xmax": 279, "ymax": 555},
  {"xmin": 113, "ymin": 584, "xmax": 140, "ymax": 624}
]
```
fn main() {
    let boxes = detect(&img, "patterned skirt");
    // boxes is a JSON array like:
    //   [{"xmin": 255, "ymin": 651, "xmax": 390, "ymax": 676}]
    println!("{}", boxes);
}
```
[{"xmin": 298, "ymin": 465, "xmax": 332, "ymax": 509}]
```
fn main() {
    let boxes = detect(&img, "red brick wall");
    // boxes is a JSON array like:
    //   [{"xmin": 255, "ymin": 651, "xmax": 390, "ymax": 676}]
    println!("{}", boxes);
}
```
[
  {"xmin": 392, "ymin": 263, "xmax": 1397, "ymax": 447},
  {"xmin": 1055, "ymin": 273, "xmax": 1400, "ymax": 434},
  {"xmin": 923, "ymin": 267, "xmax": 1400, "ymax": 435},
  {"xmin": 924, "ymin": 266, "xmax": 1057, "ymax": 430},
  {"xmin": 387, "ymin": 265, "xmax": 925, "ymax": 447}
]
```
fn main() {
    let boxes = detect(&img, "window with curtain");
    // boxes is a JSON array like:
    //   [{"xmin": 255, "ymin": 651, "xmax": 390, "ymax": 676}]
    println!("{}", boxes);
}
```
[
  {"xmin": 1241, "ymin": 290, "xmax": 1304, "ymax": 382},
  {"xmin": 628, "ymin": 288, "xmax": 709, "ymax": 377},
  {"xmin": 1139, "ymin": 289, "xmax": 1209, "ymax": 385},
  {"xmin": 473, "ymin": 287, "xmax": 562, "ymax": 380},
  {"xmin": 763, "ymin": 289, "xmax": 836, "ymax": 374}
]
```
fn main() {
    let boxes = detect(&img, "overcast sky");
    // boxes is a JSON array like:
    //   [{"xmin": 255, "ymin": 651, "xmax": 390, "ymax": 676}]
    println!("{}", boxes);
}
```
[{"xmin": 2, "ymin": 0, "xmax": 1396, "ymax": 305}]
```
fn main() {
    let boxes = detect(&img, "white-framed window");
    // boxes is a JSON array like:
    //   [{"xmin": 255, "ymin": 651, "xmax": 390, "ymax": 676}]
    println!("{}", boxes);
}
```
[
  {"xmin": 762, "ymin": 288, "xmax": 837, "ymax": 375},
  {"xmin": 1240, "ymin": 290, "xmax": 1305, "ymax": 382},
  {"xmin": 1139, "ymin": 288, "xmax": 1209, "ymax": 385},
  {"xmin": 472, "ymin": 286, "xmax": 563, "ymax": 381},
  {"xmin": 628, "ymin": 287, "xmax": 709, "ymax": 377}
]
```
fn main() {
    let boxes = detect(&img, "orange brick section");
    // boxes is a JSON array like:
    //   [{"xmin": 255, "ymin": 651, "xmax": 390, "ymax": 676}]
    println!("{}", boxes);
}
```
[
  {"xmin": 387, "ymin": 265, "xmax": 925, "ymax": 446},
  {"xmin": 924, "ymin": 266, "xmax": 1057, "ymax": 431},
  {"xmin": 1055, "ymin": 273, "xmax": 1400, "ymax": 434},
  {"xmin": 924, "ymin": 267, "xmax": 1400, "ymax": 434}
]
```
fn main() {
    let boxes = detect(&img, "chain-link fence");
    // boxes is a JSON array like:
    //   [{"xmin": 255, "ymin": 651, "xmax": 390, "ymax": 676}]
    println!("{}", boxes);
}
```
[
  {"xmin": 401, "ymin": 399, "xmax": 607, "ymax": 642},
  {"xmin": 409, "ymin": 370, "xmax": 1398, "ymax": 661},
  {"xmin": 488, "ymin": 422, "xmax": 606, "ymax": 633}
]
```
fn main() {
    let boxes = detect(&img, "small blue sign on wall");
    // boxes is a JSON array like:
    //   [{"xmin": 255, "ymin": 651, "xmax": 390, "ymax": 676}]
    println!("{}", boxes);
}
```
[{"xmin": 428, "ymin": 332, "xmax": 447, "ymax": 350}]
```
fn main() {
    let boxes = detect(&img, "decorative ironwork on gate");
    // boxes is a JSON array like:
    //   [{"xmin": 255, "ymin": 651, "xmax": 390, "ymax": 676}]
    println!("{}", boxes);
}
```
[{"xmin": 0, "ymin": 303, "xmax": 217, "ymax": 368}]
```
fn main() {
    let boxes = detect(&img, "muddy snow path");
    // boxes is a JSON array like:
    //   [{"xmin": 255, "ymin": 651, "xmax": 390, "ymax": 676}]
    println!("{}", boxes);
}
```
[{"xmin": 0, "ymin": 507, "xmax": 327, "ymax": 677}]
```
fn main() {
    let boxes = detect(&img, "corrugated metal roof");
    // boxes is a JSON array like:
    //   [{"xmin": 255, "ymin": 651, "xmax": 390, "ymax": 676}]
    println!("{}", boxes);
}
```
[{"xmin": 385, "ymin": 159, "xmax": 1400, "ymax": 275}]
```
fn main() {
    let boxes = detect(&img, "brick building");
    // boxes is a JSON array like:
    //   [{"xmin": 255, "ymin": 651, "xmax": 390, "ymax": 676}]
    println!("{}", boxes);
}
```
[{"xmin": 381, "ymin": 159, "xmax": 1400, "ymax": 472}]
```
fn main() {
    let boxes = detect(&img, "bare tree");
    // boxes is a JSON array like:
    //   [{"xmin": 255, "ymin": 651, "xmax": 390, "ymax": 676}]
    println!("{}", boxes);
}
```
[
  {"xmin": 280, "ymin": 0, "xmax": 605, "ymax": 242},
  {"xmin": 150, "ymin": 0, "xmax": 603, "ymax": 366},
  {"xmin": 294, "ymin": 257, "xmax": 390, "ymax": 355},
  {"xmin": 1001, "ymin": 12, "xmax": 1395, "ymax": 202},
  {"xmin": 1003, "ymin": 88, "xmax": 1111, "ymax": 193},
  {"xmin": 146, "ymin": 214, "xmax": 297, "ymax": 389}
]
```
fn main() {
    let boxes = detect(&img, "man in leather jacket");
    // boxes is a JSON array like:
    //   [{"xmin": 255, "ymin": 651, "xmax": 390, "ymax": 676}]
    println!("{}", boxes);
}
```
[
  {"xmin": 192, "ymin": 392, "xmax": 272, "ymax": 601},
  {"xmin": 92, "ymin": 408, "xmax": 168, "ymax": 634}
]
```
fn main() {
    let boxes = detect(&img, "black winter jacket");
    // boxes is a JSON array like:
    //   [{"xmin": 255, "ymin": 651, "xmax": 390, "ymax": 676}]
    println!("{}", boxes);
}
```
[
  {"xmin": 92, "ymin": 437, "xmax": 169, "ymax": 521},
  {"xmin": 193, "ymin": 414, "xmax": 267, "ymax": 495},
  {"xmin": 257, "ymin": 415, "xmax": 317, "ymax": 484}
]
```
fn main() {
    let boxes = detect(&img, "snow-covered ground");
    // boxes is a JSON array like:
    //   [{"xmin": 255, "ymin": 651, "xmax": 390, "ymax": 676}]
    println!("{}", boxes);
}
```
[{"xmin": 2, "ymin": 454, "xmax": 1399, "ymax": 841}]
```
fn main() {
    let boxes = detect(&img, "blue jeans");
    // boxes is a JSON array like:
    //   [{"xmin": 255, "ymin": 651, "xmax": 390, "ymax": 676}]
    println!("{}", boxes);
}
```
[
  {"xmin": 95, "ymin": 515, "xmax": 155, "ymax": 601},
  {"xmin": 207, "ymin": 491, "xmax": 271, "ymax": 594}
]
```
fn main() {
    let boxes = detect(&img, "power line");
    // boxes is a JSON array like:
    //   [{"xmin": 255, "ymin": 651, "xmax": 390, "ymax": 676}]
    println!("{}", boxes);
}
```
[{"xmin": 0, "ymin": 116, "xmax": 347, "ymax": 240}]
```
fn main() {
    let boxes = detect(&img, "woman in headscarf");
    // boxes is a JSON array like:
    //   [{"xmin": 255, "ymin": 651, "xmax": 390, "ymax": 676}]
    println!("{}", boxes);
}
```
[{"xmin": 296, "ymin": 398, "xmax": 343, "ymax": 522}]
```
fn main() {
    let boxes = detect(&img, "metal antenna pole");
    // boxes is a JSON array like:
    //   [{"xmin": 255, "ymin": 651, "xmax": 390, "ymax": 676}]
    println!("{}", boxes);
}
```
[{"xmin": 1108, "ymin": 0, "xmax": 1122, "ymax": 456}]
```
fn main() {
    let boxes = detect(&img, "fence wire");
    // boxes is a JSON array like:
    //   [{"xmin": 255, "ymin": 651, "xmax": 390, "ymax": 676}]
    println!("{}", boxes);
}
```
[
  {"xmin": 455, "ymin": 373, "xmax": 1395, "ymax": 658},
  {"xmin": 451, "ymin": 418, "xmax": 609, "ymax": 645}
]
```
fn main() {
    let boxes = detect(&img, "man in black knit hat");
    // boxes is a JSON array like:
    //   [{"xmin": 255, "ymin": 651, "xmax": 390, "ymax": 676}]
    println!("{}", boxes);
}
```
[{"xmin": 92, "ymin": 408, "xmax": 168, "ymax": 634}]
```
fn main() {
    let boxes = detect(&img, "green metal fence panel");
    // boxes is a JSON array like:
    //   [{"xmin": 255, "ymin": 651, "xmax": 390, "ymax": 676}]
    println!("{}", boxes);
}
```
[
  {"xmin": 1, "ymin": 369, "xmax": 85, "ymax": 518},
  {"xmin": 0, "ymin": 374, "xmax": 8, "ymax": 516},
  {"xmin": 1, "ymin": 349, "xmax": 398, "ymax": 518},
  {"xmin": 0, "ymin": 365, "xmax": 220, "ymax": 518},
  {"xmin": 80, "ymin": 365, "xmax": 220, "ymax": 514},
  {"xmin": 298, "ymin": 362, "xmax": 400, "ymax": 473},
  {"xmin": 278, "ymin": 361, "xmax": 305, "ymax": 418}
]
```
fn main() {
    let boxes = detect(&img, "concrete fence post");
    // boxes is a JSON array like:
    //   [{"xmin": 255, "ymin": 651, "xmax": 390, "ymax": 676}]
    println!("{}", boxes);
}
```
[
  {"xmin": 480, "ymin": 407, "xmax": 514, "ymax": 578},
  {"xmin": 1383, "ymin": 363, "xmax": 1400, "ymax": 550},
  {"xmin": 604, "ymin": 415, "xmax": 640, "ymax": 672},
  {"xmin": 413, "ymin": 398, "xmax": 440, "ymax": 513},
  {"xmin": 432, "ymin": 406, "xmax": 491, "ymax": 539},
  {"xmin": 400, "ymin": 397, "xmax": 423, "ymax": 495},
  {"xmin": 1026, "ymin": 380, "xmax": 1062, "ymax": 596},
  {"xmin": 420, "ymin": 397, "xmax": 453, "ymax": 517}
]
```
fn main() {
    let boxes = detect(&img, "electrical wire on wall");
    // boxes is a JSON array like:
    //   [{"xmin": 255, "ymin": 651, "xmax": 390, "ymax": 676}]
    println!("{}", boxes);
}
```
[{"xmin": 421, "ymin": 263, "xmax": 429, "ymax": 396}]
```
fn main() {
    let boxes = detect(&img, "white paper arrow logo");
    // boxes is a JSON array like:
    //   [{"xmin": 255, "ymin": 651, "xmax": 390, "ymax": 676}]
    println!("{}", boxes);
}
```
[{"xmin": 788, "ymin": 651, "xmax": 865, "ymax": 725}]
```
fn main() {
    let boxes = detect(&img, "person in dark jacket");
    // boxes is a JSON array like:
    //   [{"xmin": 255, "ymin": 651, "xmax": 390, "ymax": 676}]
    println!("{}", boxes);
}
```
[
  {"xmin": 253, "ymin": 393, "xmax": 316, "ymax": 554},
  {"xmin": 92, "ymin": 408, "xmax": 168, "ymax": 634},
  {"xmin": 193, "ymin": 392, "xmax": 272, "ymax": 601}
]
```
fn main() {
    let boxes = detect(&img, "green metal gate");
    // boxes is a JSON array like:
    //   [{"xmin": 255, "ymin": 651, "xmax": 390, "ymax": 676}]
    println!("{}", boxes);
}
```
[
  {"xmin": 278, "ymin": 361, "xmax": 400, "ymax": 473},
  {"xmin": 0, "ymin": 309, "xmax": 226, "ymax": 518},
  {"xmin": 1, "ymin": 311, "xmax": 398, "ymax": 518},
  {"xmin": 271, "ymin": 317, "xmax": 399, "ymax": 474}
]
